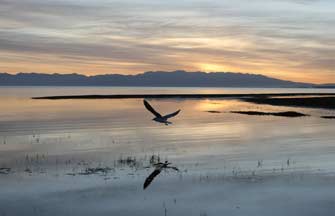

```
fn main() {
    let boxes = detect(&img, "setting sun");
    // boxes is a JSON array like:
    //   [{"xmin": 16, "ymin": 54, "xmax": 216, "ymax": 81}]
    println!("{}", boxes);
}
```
[{"xmin": 199, "ymin": 63, "xmax": 227, "ymax": 72}]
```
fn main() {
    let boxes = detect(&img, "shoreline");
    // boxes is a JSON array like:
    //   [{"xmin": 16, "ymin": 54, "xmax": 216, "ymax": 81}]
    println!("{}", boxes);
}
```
[
  {"xmin": 243, "ymin": 96, "xmax": 335, "ymax": 109},
  {"xmin": 32, "ymin": 93, "xmax": 335, "ymax": 110},
  {"xmin": 32, "ymin": 93, "xmax": 335, "ymax": 100}
]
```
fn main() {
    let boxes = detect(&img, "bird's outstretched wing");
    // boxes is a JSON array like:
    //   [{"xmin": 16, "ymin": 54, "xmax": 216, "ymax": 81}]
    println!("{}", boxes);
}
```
[
  {"xmin": 143, "ymin": 169, "xmax": 161, "ymax": 189},
  {"xmin": 143, "ymin": 100, "xmax": 162, "ymax": 118},
  {"xmin": 163, "ymin": 110, "xmax": 181, "ymax": 119}
]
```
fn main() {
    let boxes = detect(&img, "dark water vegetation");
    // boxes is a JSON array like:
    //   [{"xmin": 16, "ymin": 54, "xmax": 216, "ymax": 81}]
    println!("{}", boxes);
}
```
[
  {"xmin": 206, "ymin": 110, "xmax": 222, "ymax": 113},
  {"xmin": 243, "ymin": 96, "xmax": 335, "ymax": 109},
  {"xmin": 0, "ymin": 167, "xmax": 11, "ymax": 174},
  {"xmin": 321, "ymin": 116, "xmax": 335, "ymax": 119},
  {"xmin": 231, "ymin": 111, "xmax": 308, "ymax": 117}
]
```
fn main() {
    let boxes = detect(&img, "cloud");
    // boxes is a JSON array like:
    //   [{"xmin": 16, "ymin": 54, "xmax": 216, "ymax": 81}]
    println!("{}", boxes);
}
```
[{"xmin": 0, "ymin": 0, "xmax": 334, "ymax": 83}]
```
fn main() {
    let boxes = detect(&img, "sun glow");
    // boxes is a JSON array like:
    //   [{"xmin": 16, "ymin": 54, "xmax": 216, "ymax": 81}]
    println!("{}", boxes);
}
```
[
  {"xmin": 199, "ymin": 63, "xmax": 226, "ymax": 72},
  {"xmin": 196, "ymin": 100, "xmax": 247, "ymax": 112}
]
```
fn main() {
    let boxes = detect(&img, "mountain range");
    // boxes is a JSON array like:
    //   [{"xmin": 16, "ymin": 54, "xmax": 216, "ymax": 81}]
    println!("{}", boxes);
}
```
[{"xmin": 0, "ymin": 70, "xmax": 332, "ymax": 88}]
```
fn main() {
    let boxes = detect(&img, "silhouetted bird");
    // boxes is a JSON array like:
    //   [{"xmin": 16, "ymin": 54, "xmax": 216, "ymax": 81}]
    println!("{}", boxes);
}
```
[
  {"xmin": 143, "ymin": 161, "xmax": 179, "ymax": 189},
  {"xmin": 143, "ymin": 100, "xmax": 180, "ymax": 125}
]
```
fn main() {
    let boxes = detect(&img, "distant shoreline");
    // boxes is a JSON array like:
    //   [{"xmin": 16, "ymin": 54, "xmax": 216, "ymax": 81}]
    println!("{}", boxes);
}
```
[
  {"xmin": 32, "ymin": 93, "xmax": 335, "ymax": 110},
  {"xmin": 32, "ymin": 93, "xmax": 335, "ymax": 100},
  {"xmin": 244, "ymin": 96, "xmax": 335, "ymax": 110},
  {"xmin": 2, "ymin": 71, "xmax": 334, "ymax": 88}
]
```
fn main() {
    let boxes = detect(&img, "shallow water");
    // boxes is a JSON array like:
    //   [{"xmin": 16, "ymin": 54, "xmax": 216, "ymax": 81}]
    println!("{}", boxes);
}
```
[{"xmin": 0, "ymin": 87, "xmax": 335, "ymax": 215}]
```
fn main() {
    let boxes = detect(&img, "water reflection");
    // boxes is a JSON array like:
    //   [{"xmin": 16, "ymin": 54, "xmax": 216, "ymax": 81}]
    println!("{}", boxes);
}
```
[
  {"xmin": 1, "ymin": 88, "xmax": 335, "ymax": 215},
  {"xmin": 0, "ymin": 95, "xmax": 334, "ymax": 173}
]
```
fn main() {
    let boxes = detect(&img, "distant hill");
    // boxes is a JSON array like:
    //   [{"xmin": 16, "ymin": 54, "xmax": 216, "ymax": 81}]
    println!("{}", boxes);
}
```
[
  {"xmin": 314, "ymin": 84, "xmax": 335, "ymax": 88},
  {"xmin": 0, "ymin": 70, "xmax": 315, "ymax": 87}
]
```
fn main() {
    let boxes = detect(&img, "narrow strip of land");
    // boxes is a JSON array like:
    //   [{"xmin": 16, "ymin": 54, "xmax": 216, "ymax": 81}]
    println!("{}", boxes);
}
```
[
  {"xmin": 32, "ymin": 93, "xmax": 335, "ymax": 109},
  {"xmin": 32, "ymin": 93, "xmax": 335, "ymax": 100},
  {"xmin": 243, "ymin": 96, "xmax": 335, "ymax": 109},
  {"xmin": 231, "ymin": 111, "xmax": 308, "ymax": 117},
  {"xmin": 321, "ymin": 116, "xmax": 335, "ymax": 119}
]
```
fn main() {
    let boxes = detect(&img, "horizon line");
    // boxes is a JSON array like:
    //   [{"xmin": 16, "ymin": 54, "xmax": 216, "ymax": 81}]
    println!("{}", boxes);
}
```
[{"xmin": 1, "ymin": 70, "xmax": 325, "ymax": 85}]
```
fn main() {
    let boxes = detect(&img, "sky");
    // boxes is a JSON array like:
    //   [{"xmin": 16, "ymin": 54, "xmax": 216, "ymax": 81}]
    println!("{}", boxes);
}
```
[{"xmin": 0, "ymin": 0, "xmax": 334, "ymax": 83}]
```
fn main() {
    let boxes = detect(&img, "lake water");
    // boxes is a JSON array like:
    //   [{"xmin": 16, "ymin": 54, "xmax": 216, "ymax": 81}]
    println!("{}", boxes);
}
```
[{"xmin": 0, "ymin": 86, "xmax": 335, "ymax": 216}]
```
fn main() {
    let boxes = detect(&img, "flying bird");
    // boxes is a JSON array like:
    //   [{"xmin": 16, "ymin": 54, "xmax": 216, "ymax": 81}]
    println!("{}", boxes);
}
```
[
  {"xmin": 143, "ymin": 161, "xmax": 179, "ymax": 190},
  {"xmin": 143, "ymin": 100, "xmax": 180, "ymax": 125}
]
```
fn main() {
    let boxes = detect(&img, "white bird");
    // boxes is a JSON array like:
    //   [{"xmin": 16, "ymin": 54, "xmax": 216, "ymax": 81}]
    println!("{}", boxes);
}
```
[
  {"xmin": 143, "ymin": 161, "xmax": 179, "ymax": 189},
  {"xmin": 143, "ymin": 100, "xmax": 181, "ymax": 125}
]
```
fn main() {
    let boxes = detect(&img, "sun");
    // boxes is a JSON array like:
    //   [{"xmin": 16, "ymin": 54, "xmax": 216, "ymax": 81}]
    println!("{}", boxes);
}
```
[{"xmin": 198, "ymin": 63, "xmax": 226, "ymax": 72}]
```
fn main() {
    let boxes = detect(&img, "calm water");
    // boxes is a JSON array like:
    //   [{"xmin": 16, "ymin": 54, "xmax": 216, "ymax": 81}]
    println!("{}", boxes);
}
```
[{"xmin": 0, "ymin": 86, "xmax": 335, "ymax": 215}]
